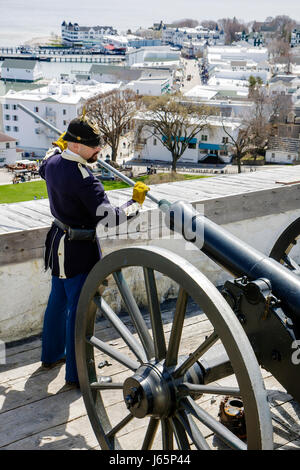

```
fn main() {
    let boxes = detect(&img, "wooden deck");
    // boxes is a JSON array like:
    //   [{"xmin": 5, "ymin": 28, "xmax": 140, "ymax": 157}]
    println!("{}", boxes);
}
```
[{"xmin": 1, "ymin": 299, "xmax": 300, "ymax": 451}]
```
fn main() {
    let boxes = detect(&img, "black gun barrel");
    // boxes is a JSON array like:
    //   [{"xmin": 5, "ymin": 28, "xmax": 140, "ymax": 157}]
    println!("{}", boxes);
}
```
[{"xmin": 167, "ymin": 201, "xmax": 300, "ymax": 322}]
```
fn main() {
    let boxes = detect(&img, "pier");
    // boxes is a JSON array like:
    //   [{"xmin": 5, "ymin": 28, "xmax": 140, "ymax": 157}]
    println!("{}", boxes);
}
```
[{"xmin": 0, "ymin": 48, "xmax": 125, "ymax": 64}]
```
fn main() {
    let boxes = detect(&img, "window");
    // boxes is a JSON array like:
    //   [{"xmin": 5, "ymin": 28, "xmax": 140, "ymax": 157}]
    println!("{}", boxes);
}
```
[
  {"xmin": 188, "ymin": 142, "xmax": 196, "ymax": 149},
  {"xmin": 13, "ymin": 127, "xmax": 18, "ymax": 132},
  {"xmin": 13, "ymin": 115, "xmax": 18, "ymax": 121},
  {"xmin": 222, "ymin": 137, "xmax": 229, "ymax": 144},
  {"xmin": 63, "ymin": 109, "xmax": 67, "ymax": 115},
  {"xmin": 201, "ymin": 135, "xmax": 208, "ymax": 141},
  {"xmin": 153, "ymin": 138, "xmax": 157, "ymax": 146},
  {"xmin": 63, "ymin": 120, "xmax": 67, "ymax": 126},
  {"xmin": 34, "ymin": 106, "xmax": 39, "ymax": 112},
  {"xmin": 5, "ymin": 126, "xmax": 11, "ymax": 131},
  {"xmin": 13, "ymin": 105, "xmax": 17, "ymax": 110},
  {"xmin": 6, "ymin": 143, "xmax": 10, "ymax": 149},
  {"xmin": 287, "ymin": 155, "xmax": 291, "ymax": 160},
  {"xmin": 4, "ymin": 104, "xmax": 10, "ymax": 110},
  {"xmin": 5, "ymin": 115, "xmax": 10, "ymax": 120}
]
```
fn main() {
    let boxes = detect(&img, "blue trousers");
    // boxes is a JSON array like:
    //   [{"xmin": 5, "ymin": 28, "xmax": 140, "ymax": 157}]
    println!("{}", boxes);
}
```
[{"xmin": 41, "ymin": 273, "xmax": 88, "ymax": 383}]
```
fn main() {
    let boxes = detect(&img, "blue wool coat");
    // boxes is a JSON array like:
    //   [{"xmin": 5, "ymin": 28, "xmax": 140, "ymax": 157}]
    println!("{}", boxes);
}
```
[{"xmin": 39, "ymin": 147, "xmax": 136, "ymax": 278}]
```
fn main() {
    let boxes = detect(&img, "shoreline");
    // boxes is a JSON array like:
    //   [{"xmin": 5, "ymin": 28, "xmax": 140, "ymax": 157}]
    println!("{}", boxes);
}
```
[{"xmin": 24, "ymin": 36, "xmax": 60, "ymax": 47}]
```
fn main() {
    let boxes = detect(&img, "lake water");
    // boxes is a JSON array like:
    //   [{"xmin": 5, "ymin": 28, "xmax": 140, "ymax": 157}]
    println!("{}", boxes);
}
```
[
  {"xmin": 0, "ymin": 0, "xmax": 175, "ymax": 47},
  {"xmin": 1, "ymin": 0, "xmax": 300, "ymax": 47}
]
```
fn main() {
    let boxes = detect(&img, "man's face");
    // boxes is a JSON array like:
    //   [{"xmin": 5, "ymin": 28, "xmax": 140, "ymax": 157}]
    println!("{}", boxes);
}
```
[{"xmin": 76, "ymin": 143, "xmax": 101, "ymax": 163}]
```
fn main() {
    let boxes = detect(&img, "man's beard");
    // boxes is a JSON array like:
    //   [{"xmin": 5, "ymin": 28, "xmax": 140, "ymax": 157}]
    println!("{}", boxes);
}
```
[{"xmin": 87, "ymin": 151, "xmax": 99, "ymax": 164}]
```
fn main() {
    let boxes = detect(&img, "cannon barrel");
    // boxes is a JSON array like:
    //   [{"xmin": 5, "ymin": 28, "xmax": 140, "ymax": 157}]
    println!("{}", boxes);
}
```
[{"xmin": 167, "ymin": 200, "xmax": 300, "ymax": 323}]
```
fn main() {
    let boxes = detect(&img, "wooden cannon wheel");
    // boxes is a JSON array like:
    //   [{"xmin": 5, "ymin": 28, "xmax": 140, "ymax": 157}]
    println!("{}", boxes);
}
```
[{"xmin": 75, "ymin": 246, "xmax": 273, "ymax": 450}]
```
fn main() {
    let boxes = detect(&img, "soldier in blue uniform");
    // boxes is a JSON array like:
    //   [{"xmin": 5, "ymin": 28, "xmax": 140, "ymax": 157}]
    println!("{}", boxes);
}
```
[{"xmin": 39, "ymin": 117, "xmax": 149, "ymax": 387}]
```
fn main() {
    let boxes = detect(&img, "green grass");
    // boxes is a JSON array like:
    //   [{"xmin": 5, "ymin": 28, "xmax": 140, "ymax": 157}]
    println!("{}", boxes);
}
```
[{"xmin": 0, "ymin": 173, "xmax": 210, "ymax": 204}]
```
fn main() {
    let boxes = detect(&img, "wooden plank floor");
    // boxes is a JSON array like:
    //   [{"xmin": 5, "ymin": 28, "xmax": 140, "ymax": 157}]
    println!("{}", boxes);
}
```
[{"xmin": 0, "ymin": 299, "xmax": 299, "ymax": 451}]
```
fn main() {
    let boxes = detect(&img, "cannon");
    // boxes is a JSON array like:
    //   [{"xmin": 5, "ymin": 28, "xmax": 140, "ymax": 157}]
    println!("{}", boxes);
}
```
[
  {"xmin": 18, "ymin": 104, "xmax": 300, "ymax": 450},
  {"xmin": 75, "ymin": 199, "xmax": 300, "ymax": 451}
]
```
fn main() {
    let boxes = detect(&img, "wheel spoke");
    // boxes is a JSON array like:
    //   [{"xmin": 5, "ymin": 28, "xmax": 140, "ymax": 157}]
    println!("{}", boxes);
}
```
[
  {"xmin": 173, "ymin": 330, "xmax": 219, "ymax": 379},
  {"xmin": 282, "ymin": 253, "xmax": 300, "ymax": 272},
  {"xmin": 93, "ymin": 295, "xmax": 147, "ymax": 363},
  {"xmin": 141, "ymin": 418, "xmax": 160, "ymax": 450},
  {"xmin": 113, "ymin": 270, "xmax": 155, "ymax": 360},
  {"xmin": 165, "ymin": 288, "xmax": 188, "ymax": 367},
  {"xmin": 161, "ymin": 418, "xmax": 173, "ymax": 450},
  {"xmin": 90, "ymin": 382, "xmax": 124, "ymax": 390},
  {"xmin": 106, "ymin": 413, "xmax": 134, "ymax": 439},
  {"xmin": 170, "ymin": 416, "xmax": 190, "ymax": 450},
  {"xmin": 181, "ymin": 397, "xmax": 247, "ymax": 450},
  {"xmin": 143, "ymin": 267, "xmax": 167, "ymax": 360},
  {"xmin": 176, "ymin": 410, "xmax": 210, "ymax": 450},
  {"xmin": 177, "ymin": 383, "xmax": 241, "ymax": 397},
  {"xmin": 87, "ymin": 335, "xmax": 139, "ymax": 371}
]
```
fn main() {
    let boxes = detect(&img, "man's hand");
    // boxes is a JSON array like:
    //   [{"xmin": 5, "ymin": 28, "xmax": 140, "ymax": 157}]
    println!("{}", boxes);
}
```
[
  {"xmin": 132, "ymin": 181, "xmax": 150, "ymax": 206},
  {"xmin": 52, "ymin": 132, "xmax": 68, "ymax": 151}
]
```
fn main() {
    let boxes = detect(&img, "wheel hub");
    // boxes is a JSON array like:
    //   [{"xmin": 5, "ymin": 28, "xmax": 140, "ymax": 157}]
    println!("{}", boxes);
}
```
[
  {"xmin": 123, "ymin": 362, "xmax": 176, "ymax": 419},
  {"xmin": 123, "ymin": 358, "xmax": 205, "ymax": 419}
]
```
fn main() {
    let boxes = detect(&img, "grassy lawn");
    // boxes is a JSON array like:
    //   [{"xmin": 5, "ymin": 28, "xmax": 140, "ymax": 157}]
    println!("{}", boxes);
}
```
[{"xmin": 0, "ymin": 173, "xmax": 210, "ymax": 204}]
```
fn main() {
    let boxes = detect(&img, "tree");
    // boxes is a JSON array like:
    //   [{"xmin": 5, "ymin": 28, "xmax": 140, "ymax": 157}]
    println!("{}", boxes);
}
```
[
  {"xmin": 137, "ymin": 94, "xmax": 212, "ymax": 172},
  {"xmin": 222, "ymin": 88, "xmax": 271, "ymax": 172},
  {"xmin": 218, "ymin": 17, "xmax": 249, "ymax": 44},
  {"xmin": 171, "ymin": 19, "xmax": 199, "ymax": 29},
  {"xmin": 248, "ymin": 76, "xmax": 264, "ymax": 99},
  {"xmin": 268, "ymin": 38, "xmax": 293, "ymax": 73},
  {"xmin": 222, "ymin": 123, "xmax": 252, "ymax": 173},
  {"xmin": 200, "ymin": 20, "xmax": 219, "ymax": 30},
  {"xmin": 269, "ymin": 15, "xmax": 297, "ymax": 41},
  {"xmin": 270, "ymin": 93, "xmax": 293, "ymax": 125},
  {"xmin": 83, "ymin": 89, "xmax": 140, "ymax": 162}
]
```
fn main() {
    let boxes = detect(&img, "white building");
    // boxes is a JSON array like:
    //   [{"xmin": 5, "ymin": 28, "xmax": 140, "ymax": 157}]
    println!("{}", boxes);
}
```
[
  {"xmin": 61, "ymin": 21, "xmax": 117, "ymax": 46},
  {"xmin": 210, "ymin": 66, "xmax": 270, "ymax": 84},
  {"xmin": 0, "ymin": 59, "xmax": 43, "ymax": 82},
  {"xmin": 126, "ymin": 46, "xmax": 180, "ymax": 67},
  {"xmin": 162, "ymin": 26, "xmax": 225, "ymax": 48},
  {"xmin": 206, "ymin": 46, "xmax": 269, "ymax": 65},
  {"xmin": 134, "ymin": 114, "xmax": 241, "ymax": 164},
  {"xmin": 0, "ymin": 81, "xmax": 120, "ymax": 156},
  {"xmin": 0, "ymin": 131, "xmax": 21, "ymax": 166},
  {"xmin": 126, "ymin": 75, "xmax": 172, "ymax": 96},
  {"xmin": 266, "ymin": 137, "xmax": 300, "ymax": 164}
]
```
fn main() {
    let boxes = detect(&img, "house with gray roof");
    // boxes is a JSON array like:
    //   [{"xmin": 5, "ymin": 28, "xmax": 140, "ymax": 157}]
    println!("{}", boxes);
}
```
[
  {"xmin": 0, "ymin": 59, "xmax": 43, "ymax": 82},
  {"xmin": 266, "ymin": 136, "xmax": 300, "ymax": 164}
]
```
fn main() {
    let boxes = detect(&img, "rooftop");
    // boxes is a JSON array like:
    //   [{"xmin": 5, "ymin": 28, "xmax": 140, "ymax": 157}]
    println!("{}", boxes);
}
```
[
  {"xmin": 1, "ymin": 59, "xmax": 39, "ymax": 70},
  {"xmin": 2, "ymin": 81, "xmax": 120, "ymax": 105},
  {"xmin": 0, "ymin": 132, "xmax": 17, "ymax": 143}
]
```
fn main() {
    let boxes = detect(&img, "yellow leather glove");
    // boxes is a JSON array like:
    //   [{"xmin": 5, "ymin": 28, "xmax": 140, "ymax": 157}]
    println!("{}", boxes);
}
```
[
  {"xmin": 52, "ymin": 132, "xmax": 68, "ymax": 151},
  {"xmin": 132, "ymin": 181, "xmax": 150, "ymax": 206}
]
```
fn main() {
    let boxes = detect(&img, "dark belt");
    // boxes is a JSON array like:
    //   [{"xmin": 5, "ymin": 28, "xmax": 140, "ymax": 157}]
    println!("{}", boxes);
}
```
[{"xmin": 53, "ymin": 218, "xmax": 96, "ymax": 241}]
